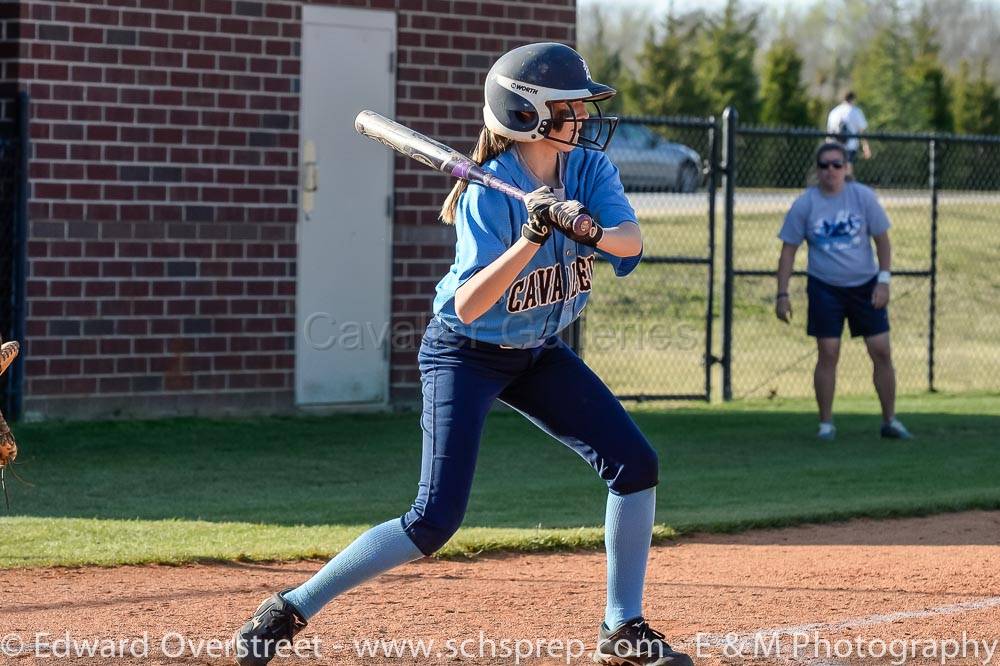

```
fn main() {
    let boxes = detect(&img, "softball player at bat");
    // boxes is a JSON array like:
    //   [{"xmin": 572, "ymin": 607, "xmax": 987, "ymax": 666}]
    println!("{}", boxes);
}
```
[{"xmin": 233, "ymin": 42, "xmax": 693, "ymax": 666}]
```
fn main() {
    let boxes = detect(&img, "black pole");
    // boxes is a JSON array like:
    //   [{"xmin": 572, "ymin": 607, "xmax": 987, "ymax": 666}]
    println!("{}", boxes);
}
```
[
  {"xmin": 9, "ymin": 92, "xmax": 28, "ymax": 420},
  {"xmin": 566, "ymin": 316, "xmax": 583, "ymax": 358},
  {"xmin": 721, "ymin": 107, "xmax": 737, "ymax": 401},
  {"xmin": 704, "ymin": 117, "xmax": 718, "ymax": 400},
  {"xmin": 928, "ymin": 138, "xmax": 938, "ymax": 393}
]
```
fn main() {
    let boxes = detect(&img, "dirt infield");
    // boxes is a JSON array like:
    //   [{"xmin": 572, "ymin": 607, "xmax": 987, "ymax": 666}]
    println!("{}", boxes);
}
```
[{"xmin": 3, "ymin": 512, "xmax": 998, "ymax": 665}]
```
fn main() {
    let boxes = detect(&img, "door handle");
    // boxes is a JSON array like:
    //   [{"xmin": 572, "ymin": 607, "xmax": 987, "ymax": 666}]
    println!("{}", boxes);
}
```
[{"xmin": 302, "ymin": 140, "xmax": 318, "ymax": 218}]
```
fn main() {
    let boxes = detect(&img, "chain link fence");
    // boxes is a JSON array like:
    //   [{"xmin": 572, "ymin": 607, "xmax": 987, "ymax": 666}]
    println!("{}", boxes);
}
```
[
  {"xmin": 580, "ymin": 109, "xmax": 1000, "ymax": 401},
  {"xmin": 727, "ymin": 124, "xmax": 936, "ymax": 400},
  {"xmin": 581, "ymin": 118, "xmax": 718, "ymax": 400},
  {"xmin": 928, "ymin": 137, "xmax": 1000, "ymax": 393}
]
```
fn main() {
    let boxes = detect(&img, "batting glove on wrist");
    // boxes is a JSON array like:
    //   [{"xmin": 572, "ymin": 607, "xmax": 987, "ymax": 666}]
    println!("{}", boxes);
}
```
[
  {"xmin": 521, "ymin": 186, "xmax": 558, "ymax": 246},
  {"xmin": 549, "ymin": 200, "xmax": 604, "ymax": 247},
  {"xmin": 521, "ymin": 214, "xmax": 551, "ymax": 245}
]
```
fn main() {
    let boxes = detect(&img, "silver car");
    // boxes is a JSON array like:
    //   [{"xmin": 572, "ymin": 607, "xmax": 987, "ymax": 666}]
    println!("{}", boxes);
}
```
[{"xmin": 606, "ymin": 123, "xmax": 703, "ymax": 193}]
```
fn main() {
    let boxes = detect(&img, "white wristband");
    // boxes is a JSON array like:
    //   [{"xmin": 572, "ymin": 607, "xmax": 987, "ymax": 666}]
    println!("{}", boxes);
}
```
[{"xmin": 877, "ymin": 270, "xmax": 891, "ymax": 284}]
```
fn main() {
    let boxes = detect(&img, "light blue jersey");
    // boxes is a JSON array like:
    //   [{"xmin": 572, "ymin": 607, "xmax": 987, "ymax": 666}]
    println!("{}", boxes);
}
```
[{"xmin": 433, "ymin": 147, "xmax": 642, "ymax": 348}]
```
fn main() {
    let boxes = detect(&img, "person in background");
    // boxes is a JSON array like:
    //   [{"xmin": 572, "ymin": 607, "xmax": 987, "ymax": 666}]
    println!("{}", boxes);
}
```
[
  {"xmin": 775, "ymin": 142, "xmax": 912, "ymax": 442},
  {"xmin": 826, "ymin": 91, "xmax": 871, "ymax": 176}
]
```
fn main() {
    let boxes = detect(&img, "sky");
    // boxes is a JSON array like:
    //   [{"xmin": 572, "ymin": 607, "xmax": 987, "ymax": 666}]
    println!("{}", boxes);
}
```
[
  {"xmin": 582, "ymin": 0, "xmax": 816, "ymax": 12},
  {"xmin": 586, "ymin": 0, "xmax": 999, "ymax": 10}
]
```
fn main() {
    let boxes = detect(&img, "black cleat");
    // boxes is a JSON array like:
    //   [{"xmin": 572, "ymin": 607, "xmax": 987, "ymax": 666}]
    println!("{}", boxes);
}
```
[
  {"xmin": 593, "ymin": 617, "xmax": 694, "ymax": 666},
  {"xmin": 233, "ymin": 589, "xmax": 307, "ymax": 666}
]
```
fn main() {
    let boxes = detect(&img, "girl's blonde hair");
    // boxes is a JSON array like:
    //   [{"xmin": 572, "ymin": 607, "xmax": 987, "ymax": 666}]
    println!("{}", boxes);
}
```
[{"xmin": 439, "ymin": 126, "xmax": 514, "ymax": 224}]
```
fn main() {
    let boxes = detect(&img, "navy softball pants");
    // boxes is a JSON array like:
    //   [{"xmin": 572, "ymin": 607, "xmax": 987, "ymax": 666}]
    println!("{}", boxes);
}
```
[{"xmin": 401, "ymin": 317, "xmax": 660, "ymax": 556}]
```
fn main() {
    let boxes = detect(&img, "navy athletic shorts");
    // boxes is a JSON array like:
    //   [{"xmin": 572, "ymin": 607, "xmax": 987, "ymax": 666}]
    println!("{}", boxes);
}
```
[{"xmin": 807, "ymin": 274, "xmax": 889, "ymax": 339}]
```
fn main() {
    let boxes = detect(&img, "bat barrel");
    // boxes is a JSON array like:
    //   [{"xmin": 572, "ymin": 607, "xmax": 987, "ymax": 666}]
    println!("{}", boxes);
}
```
[
  {"xmin": 355, "ymin": 110, "xmax": 466, "ymax": 176},
  {"xmin": 354, "ymin": 110, "xmax": 385, "ymax": 135}
]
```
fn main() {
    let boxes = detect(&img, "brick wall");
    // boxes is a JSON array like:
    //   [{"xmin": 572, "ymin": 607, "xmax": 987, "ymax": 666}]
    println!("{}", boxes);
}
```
[
  {"xmin": 0, "ymin": 2, "xmax": 19, "ymax": 128},
  {"xmin": 12, "ymin": 0, "xmax": 575, "ymax": 419}
]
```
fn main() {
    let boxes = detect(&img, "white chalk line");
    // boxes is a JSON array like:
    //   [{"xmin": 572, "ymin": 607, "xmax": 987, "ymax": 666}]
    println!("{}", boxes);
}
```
[{"xmin": 686, "ymin": 595, "xmax": 1000, "ymax": 652}]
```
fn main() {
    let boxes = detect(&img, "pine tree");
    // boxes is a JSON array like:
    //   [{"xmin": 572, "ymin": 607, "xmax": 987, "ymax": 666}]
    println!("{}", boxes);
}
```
[
  {"xmin": 908, "ymin": 59, "xmax": 952, "ymax": 131},
  {"xmin": 760, "ymin": 39, "xmax": 812, "ymax": 127},
  {"xmin": 807, "ymin": 97, "xmax": 829, "ymax": 129},
  {"xmin": 906, "ymin": 2, "xmax": 952, "ymax": 131},
  {"xmin": 578, "ymin": 7, "xmax": 627, "ymax": 114},
  {"xmin": 626, "ymin": 13, "xmax": 706, "ymax": 117},
  {"xmin": 692, "ymin": 0, "xmax": 760, "ymax": 121},
  {"xmin": 850, "ymin": 4, "xmax": 917, "ymax": 130},
  {"xmin": 952, "ymin": 60, "xmax": 1000, "ymax": 135}
]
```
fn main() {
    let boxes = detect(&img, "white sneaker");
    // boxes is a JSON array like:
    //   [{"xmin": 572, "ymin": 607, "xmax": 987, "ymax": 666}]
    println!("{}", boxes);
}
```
[
  {"xmin": 881, "ymin": 418, "xmax": 913, "ymax": 439},
  {"xmin": 817, "ymin": 422, "xmax": 836, "ymax": 441}
]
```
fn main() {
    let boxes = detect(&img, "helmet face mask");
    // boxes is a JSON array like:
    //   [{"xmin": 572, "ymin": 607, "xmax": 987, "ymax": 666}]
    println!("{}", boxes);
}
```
[
  {"xmin": 483, "ymin": 43, "xmax": 619, "ymax": 151},
  {"xmin": 544, "ymin": 100, "xmax": 619, "ymax": 151}
]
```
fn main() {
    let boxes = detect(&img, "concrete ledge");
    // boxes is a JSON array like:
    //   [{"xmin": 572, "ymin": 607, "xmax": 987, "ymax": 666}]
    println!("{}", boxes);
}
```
[{"xmin": 24, "ymin": 390, "xmax": 297, "ymax": 422}]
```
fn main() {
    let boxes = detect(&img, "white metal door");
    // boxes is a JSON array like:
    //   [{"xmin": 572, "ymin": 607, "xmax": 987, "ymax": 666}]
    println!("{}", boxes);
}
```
[{"xmin": 296, "ymin": 6, "xmax": 395, "ymax": 406}]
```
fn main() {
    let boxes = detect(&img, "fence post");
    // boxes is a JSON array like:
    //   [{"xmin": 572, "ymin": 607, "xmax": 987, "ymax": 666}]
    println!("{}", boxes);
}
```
[
  {"xmin": 721, "ymin": 106, "xmax": 737, "ymax": 401},
  {"xmin": 704, "ymin": 116, "xmax": 718, "ymax": 401},
  {"xmin": 927, "ymin": 138, "xmax": 938, "ymax": 393},
  {"xmin": 9, "ymin": 92, "xmax": 28, "ymax": 420},
  {"xmin": 562, "ymin": 316, "xmax": 583, "ymax": 357}
]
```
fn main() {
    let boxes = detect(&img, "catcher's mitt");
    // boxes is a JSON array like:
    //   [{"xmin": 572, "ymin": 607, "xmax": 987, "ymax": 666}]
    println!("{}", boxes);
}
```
[
  {"xmin": 0, "ymin": 340, "xmax": 20, "ymax": 510},
  {"xmin": 0, "ymin": 416, "xmax": 13, "ymax": 468}
]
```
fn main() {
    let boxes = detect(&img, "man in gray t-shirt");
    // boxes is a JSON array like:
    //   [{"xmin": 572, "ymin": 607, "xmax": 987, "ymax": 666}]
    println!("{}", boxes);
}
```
[{"xmin": 775, "ymin": 142, "xmax": 911, "ymax": 442}]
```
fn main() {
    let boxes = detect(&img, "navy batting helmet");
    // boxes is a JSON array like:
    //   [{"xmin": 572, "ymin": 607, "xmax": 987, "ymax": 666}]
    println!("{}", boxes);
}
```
[{"xmin": 483, "ymin": 42, "xmax": 618, "ymax": 151}]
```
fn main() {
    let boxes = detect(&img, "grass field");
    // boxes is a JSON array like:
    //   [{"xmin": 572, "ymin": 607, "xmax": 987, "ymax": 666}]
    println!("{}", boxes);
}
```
[
  {"xmin": 583, "ymin": 191, "xmax": 1000, "ymax": 399},
  {"xmin": 1, "ymin": 391, "xmax": 997, "ymax": 568}
]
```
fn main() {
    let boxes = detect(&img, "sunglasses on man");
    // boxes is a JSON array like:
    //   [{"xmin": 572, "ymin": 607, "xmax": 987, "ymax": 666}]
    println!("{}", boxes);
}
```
[{"xmin": 817, "ymin": 160, "xmax": 845, "ymax": 170}]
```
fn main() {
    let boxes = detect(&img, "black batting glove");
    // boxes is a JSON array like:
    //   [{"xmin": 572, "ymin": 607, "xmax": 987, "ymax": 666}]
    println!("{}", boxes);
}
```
[
  {"xmin": 521, "ymin": 214, "xmax": 551, "ymax": 245},
  {"xmin": 549, "ymin": 200, "xmax": 604, "ymax": 247}
]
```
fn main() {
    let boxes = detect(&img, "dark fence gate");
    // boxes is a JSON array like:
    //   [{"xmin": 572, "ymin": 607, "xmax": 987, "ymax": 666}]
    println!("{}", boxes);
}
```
[
  {"xmin": 580, "ymin": 117, "xmax": 720, "ymax": 401},
  {"xmin": 0, "ymin": 92, "xmax": 28, "ymax": 419}
]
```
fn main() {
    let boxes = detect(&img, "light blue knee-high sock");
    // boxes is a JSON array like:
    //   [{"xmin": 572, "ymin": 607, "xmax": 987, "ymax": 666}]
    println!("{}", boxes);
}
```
[
  {"xmin": 604, "ymin": 487, "xmax": 656, "ymax": 630},
  {"xmin": 283, "ymin": 518, "xmax": 424, "ymax": 620}
]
